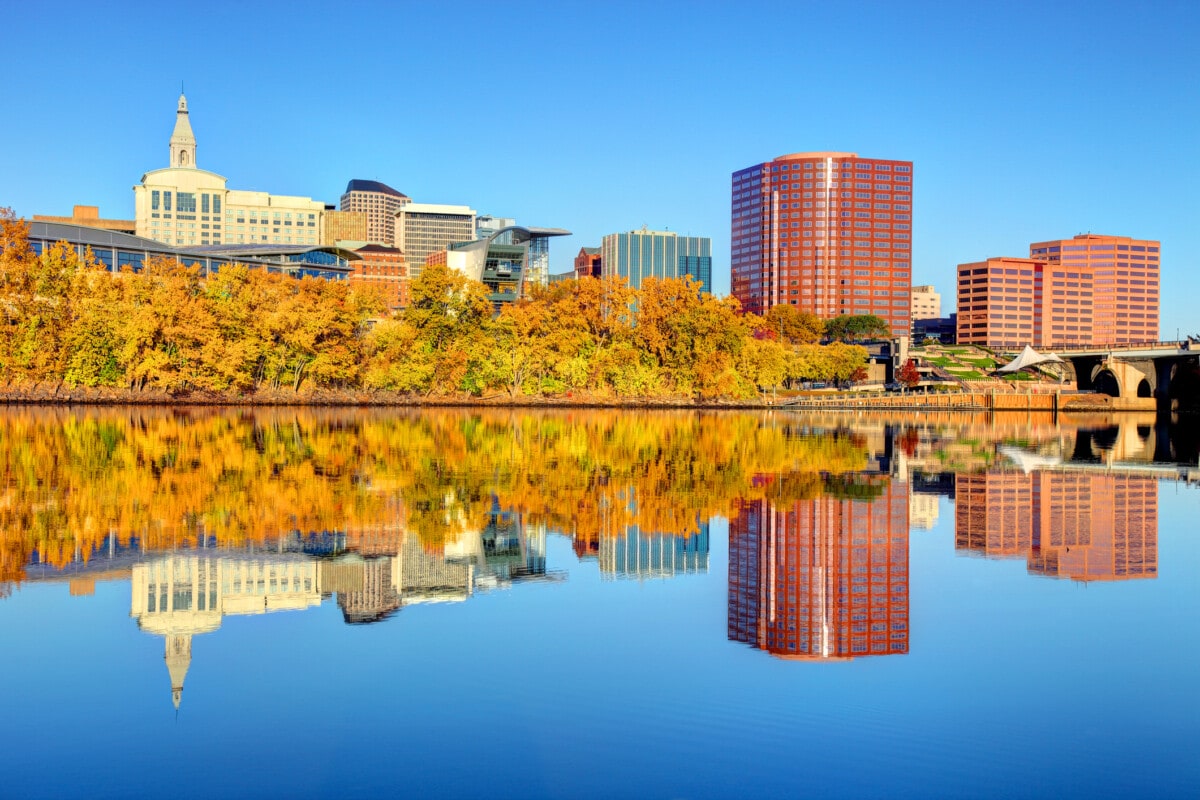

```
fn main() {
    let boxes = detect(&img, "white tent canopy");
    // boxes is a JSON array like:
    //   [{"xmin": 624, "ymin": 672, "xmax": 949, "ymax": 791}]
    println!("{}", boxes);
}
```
[{"xmin": 995, "ymin": 345, "xmax": 1065, "ymax": 374}]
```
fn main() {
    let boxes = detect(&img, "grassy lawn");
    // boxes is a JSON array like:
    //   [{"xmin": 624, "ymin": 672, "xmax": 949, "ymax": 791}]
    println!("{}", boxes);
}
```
[{"xmin": 963, "ymin": 356, "xmax": 996, "ymax": 368}]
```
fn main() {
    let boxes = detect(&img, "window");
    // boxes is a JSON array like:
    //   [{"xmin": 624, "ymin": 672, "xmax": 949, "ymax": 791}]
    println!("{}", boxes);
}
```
[
  {"xmin": 177, "ymin": 192, "xmax": 197, "ymax": 213},
  {"xmin": 164, "ymin": 191, "xmax": 172, "ymax": 211},
  {"xmin": 152, "ymin": 190, "xmax": 160, "ymax": 210}
]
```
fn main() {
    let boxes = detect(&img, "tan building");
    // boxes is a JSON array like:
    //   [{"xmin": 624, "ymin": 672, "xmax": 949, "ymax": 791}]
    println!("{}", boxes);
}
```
[
  {"xmin": 323, "ymin": 210, "xmax": 368, "ymax": 246},
  {"xmin": 133, "ymin": 94, "xmax": 325, "ymax": 249},
  {"xmin": 32, "ymin": 205, "xmax": 135, "ymax": 233},
  {"xmin": 340, "ymin": 180, "xmax": 410, "ymax": 245},
  {"xmin": 396, "ymin": 202, "xmax": 476, "ymax": 279},
  {"xmin": 910, "ymin": 284, "xmax": 941, "ymax": 320}
]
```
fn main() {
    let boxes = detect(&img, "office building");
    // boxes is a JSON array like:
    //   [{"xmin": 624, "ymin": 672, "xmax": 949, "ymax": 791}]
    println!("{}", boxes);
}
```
[
  {"xmin": 910, "ymin": 285, "xmax": 941, "ymax": 320},
  {"xmin": 728, "ymin": 478, "xmax": 909, "ymax": 660},
  {"xmin": 732, "ymin": 152, "xmax": 913, "ymax": 335},
  {"xmin": 1029, "ymin": 234, "xmax": 1160, "ymax": 344},
  {"xmin": 574, "ymin": 246, "xmax": 601, "ymax": 279},
  {"xmin": 957, "ymin": 234, "xmax": 1160, "ymax": 349},
  {"xmin": 913, "ymin": 314, "xmax": 957, "ymax": 344},
  {"xmin": 134, "ymin": 94, "xmax": 325, "ymax": 249},
  {"xmin": 425, "ymin": 225, "xmax": 570, "ymax": 308},
  {"xmin": 600, "ymin": 228, "xmax": 712, "ymax": 294},
  {"xmin": 339, "ymin": 180, "xmax": 410, "ymax": 245},
  {"xmin": 956, "ymin": 257, "xmax": 1054, "ymax": 348},
  {"xmin": 32, "ymin": 205, "xmax": 134, "ymax": 234},
  {"xmin": 397, "ymin": 203, "xmax": 476, "ymax": 280},
  {"xmin": 323, "ymin": 210, "xmax": 368, "ymax": 246},
  {"xmin": 476, "ymin": 215, "xmax": 516, "ymax": 240}
]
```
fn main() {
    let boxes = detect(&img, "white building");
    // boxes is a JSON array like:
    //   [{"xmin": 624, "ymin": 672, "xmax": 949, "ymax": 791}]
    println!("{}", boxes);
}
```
[
  {"xmin": 910, "ymin": 284, "xmax": 942, "ymax": 320},
  {"xmin": 134, "ymin": 94, "xmax": 325, "ymax": 249},
  {"xmin": 395, "ymin": 202, "xmax": 477, "ymax": 279}
]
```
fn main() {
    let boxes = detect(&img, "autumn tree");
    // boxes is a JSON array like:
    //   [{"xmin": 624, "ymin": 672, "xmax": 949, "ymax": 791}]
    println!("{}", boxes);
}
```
[
  {"xmin": 897, "ymin": 358, "xmax": 921, "ymax": 388},
  {"xmin": 762, "ymin": 304, "xmax": 825, "ymax": 345}
]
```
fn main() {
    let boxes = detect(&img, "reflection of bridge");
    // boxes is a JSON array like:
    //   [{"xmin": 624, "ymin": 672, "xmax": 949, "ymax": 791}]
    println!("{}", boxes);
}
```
[{"xmin": 1057, "ymin": 341, "xmax": 1200, "ymax": 410}]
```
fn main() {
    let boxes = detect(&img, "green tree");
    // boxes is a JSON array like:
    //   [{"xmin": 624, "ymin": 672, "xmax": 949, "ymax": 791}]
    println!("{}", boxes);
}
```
[{"xmin": 824, "ymin": 314, "xmax": 890, "ymax": 342}]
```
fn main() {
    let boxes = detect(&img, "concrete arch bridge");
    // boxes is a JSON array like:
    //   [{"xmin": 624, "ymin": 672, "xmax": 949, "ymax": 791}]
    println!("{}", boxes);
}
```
[{"xmin": 1057, "ymin": 341, "xmax": 1200, "ymax": 412}]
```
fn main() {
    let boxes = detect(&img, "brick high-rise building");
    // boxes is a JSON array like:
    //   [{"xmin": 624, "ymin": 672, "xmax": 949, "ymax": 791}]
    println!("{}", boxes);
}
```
[
  {"xmin": 728, "ymin": 478, "xmax": 909, "ymax": 660},
  {"xmin": 731, "ymin": 152, "xmax": 913, "ymax": 335},
  {"xmin": 955, "ymin": 257, "xmax": 1068, "ymax": 349},
  {"xmin": 1029, "ymin": 234, "xmax": 1160, "ymax": 345},
  {"xmin": 340, "ymin": 179, "xmax": 410, "ymax": 245},
  {"xmin": 956, "ymin": 234, "xmax": 1160, "ymax": 349}
]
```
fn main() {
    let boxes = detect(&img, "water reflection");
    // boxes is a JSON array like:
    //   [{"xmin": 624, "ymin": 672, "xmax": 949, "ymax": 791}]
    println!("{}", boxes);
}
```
[
  {"xmin": 2, "ymin": 408, "xmax": 1196, "ymax": 688},
  {"xmin": 729, "ymin": 478, "xmax": 909, "ymax": 660},
  {"xmin": 955, "ymin": 473, "xmax": 1157, "ymax": 581}
]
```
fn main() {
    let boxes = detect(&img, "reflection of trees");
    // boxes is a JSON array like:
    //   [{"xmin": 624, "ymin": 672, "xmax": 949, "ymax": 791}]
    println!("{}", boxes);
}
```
[{"xmin": 0, "ymin": 409, "xmax": 875, "ymax": 594}]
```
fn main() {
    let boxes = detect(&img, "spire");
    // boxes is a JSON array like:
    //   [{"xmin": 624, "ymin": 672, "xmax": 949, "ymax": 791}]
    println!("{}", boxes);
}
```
[
  {"xmin": 170, "ymin": 92, "xmax": 196, "ymax": 169},
  {"xmin": 165, "ymin": 634, "xmax": 192, "ymax": 711}
]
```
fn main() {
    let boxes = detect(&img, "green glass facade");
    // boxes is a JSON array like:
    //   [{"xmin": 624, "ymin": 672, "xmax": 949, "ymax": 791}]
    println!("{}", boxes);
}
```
[{"xmin": 600, "ymin": 230, "xmax": 713, "ymax": 294}]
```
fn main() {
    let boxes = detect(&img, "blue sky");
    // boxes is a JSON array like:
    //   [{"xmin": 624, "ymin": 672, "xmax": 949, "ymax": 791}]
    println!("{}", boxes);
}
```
[{"xmin": 2, "ymin": 0, "xmax": 1197, "ymax": 333}]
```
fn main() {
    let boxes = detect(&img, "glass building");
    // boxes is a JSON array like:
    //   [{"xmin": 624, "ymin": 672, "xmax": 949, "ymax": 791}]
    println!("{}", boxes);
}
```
[
  {"xmin": 599, "ymin": 229, "xmax": 713, "ymax": 294},
  {"xmin": 24, "ymin": 221, "xmax": 357, "ymax": 281}
]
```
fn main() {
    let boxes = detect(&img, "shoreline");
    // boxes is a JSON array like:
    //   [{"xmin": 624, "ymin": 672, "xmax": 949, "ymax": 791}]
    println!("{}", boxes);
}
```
[{"xmin": 0, "ymin": 386, "xmax": 1175, "ymax": 413}]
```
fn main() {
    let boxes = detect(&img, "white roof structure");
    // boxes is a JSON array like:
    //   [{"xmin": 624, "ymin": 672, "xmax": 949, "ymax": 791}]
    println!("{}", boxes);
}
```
[{"xmin": 995, "ymin": 345, "xmax": 1065, "ymax": 374}]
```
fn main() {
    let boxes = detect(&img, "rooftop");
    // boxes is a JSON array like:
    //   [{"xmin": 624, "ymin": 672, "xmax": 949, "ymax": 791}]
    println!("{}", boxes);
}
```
[{"xmin": 344, "ymin": 179, "xmax": 407, "ymax": 198}]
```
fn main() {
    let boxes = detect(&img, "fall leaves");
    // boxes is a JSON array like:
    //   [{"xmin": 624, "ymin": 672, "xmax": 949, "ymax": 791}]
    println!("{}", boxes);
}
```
[{"xmin": 1, "ymin": 212, "xmax": 872, "ymax": 400}]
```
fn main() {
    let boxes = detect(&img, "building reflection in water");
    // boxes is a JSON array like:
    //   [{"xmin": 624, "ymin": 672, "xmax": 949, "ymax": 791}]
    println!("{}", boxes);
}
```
[
  {"xmin": 571, "ymin": 524, "xmax": 709, "ymax": 580},
  {"xmin": 954, "ymin": 471, "xmax": 1158, "ymax": 581},
  {"xmin": 126, "ymin": 497, "xmax": 552, "ymax": 708},
  {"xmin": 728, "ymin": 477, "xmax": 910, "ymax": 660}
]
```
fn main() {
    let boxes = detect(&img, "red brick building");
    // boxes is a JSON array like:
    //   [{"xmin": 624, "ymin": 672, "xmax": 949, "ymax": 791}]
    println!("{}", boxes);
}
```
[
  {"xmin": 731, "ymin": 152, "xmax": 913, "ymax": 335},
  {"xmin": 574, "ymin": 246, "xmax": 601, "ymax": 279},
  {"xmin": 351, "ymin": 244, "xmax": 408, "ymax": 310}
]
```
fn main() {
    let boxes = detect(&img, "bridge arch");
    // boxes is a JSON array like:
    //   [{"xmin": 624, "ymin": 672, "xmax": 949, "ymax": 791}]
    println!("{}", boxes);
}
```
[
  {"xmin": 1136, "ymin": 379, "xmax": 1152, "ymax": 398},
  {"xmin": 1093, "ymin": 369, "xmax": 1121, "ymax": 397}
]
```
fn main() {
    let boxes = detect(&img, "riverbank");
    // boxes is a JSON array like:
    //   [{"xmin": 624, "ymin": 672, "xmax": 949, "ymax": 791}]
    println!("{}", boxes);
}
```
[{"xmin": 0, "ymin": 384, "xmax": 1167, "ymax": 412}]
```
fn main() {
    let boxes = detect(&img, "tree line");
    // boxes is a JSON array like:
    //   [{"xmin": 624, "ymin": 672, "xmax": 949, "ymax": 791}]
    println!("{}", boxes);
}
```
[{"xmin": 0, "ymin": 212, "xmax": 884, "ymax": 400}]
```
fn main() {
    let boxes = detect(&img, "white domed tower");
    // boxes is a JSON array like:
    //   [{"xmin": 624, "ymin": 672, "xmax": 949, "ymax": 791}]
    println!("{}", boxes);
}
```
[{"xmin": 169, "ymin": 93, "xmax": 196, "ymax": 169}]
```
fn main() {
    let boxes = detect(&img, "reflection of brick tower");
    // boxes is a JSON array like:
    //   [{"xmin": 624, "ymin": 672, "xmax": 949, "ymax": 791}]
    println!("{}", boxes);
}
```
[
  {"xmin": 955, "ymin": 472, "xmax": 1158, "ymax": 581},
  {"xmin": 728, "ymin": 479, "xmax": 909, "ymax": 659}
]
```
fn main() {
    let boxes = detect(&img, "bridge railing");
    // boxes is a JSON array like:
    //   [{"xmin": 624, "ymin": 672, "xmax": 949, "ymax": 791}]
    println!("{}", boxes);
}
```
[{"xmin": 1051, "ymin": 340, "xmax": 1189, "ymax": 353}]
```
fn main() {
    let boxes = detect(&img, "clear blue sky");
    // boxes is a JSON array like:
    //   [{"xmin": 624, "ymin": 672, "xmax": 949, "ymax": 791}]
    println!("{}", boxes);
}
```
[{"xmin": 2, "ymin": 1, "xmax": 1197, "ymax": 334}]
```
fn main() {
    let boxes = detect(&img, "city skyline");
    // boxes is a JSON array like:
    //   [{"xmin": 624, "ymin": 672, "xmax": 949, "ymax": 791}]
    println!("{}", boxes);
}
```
[{"xmin": 1, "ymin": 2, "xmax": 1197, "ymax": 336}]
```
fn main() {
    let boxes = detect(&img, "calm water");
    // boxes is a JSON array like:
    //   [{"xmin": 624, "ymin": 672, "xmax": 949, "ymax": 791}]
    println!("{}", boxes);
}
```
[{"xmin": 1, "ymin": 408, "xmax": 1197, "ymax": 799}]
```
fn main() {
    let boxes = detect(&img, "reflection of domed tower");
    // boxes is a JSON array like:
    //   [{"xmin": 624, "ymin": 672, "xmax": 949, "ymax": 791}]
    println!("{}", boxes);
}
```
[
  {"xmin": 165, "ymin": 634, "xmax": 192, "ymax": 711},
  {"xmin": 169, "ymin": 93, "xmax": 196, "ymax": 168}
]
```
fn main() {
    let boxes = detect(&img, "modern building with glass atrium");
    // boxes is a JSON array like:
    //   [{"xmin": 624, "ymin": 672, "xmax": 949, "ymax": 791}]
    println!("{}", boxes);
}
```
[
  {"xmin": 426, "ymin": 225, "xmax": 570, "ymax": 309},
  {"xmin": 25, "ymin": 221, "xmax": 358, "ymax": 281}
]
